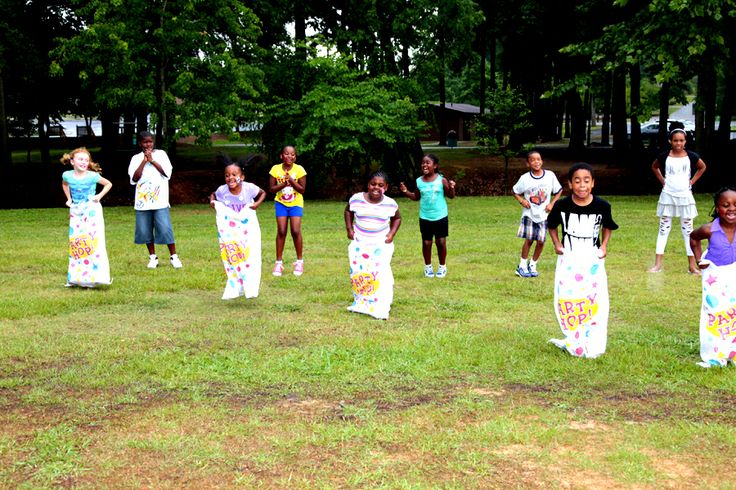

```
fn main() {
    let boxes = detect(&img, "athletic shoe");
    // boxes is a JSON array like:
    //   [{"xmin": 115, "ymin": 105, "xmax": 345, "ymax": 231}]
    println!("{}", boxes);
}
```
[
  {"xmin": 436, "ymin": 264, "xmax": 447, "ymax": 278},
  {"xmin": 515, "ymin": 266, "xmax": 530, "ymax": 278},
  {"xmin": 293, "ymin": 260, "xmax": 304, "ymax": 276},
  {"xmin": 272, "ymin": 261, "xmax": 284, "ymax": 277},
  {"xmin": 147, "ymin": 255, "xmax": 159, "ymax": 269},
  {"xmin": 170, "ymin": 255, "xmax": 183, "ymax": 269},
  {"xmin": 424, "ymin": 264, "xmax": 434, "ymax": 278},
  {"xmin": 528, "ymin": 264, "xmax": 539, "ymax": 277}
]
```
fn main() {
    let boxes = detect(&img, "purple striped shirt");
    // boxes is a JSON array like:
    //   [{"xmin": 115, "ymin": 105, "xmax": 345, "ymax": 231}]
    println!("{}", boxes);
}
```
[{"xmin": 349, "ymin": 192, "xmax": 398, "ymax": 242}]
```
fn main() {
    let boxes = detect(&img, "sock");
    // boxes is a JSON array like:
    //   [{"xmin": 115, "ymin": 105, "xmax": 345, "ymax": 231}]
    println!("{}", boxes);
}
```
[
  {"xmin": 519, "ymin": 258, "xmax": 527, "ymax": 269},
  {"xmin": 150, "ymin": 254, "xmax": 157, "ymax": 259},
  {"xmin": 170, "ymin": 253, "xmax": 178, "ymax": 259},
  {"xmin": 295, "ymin": 259, "xmax": 303, "ymax": 264},
  {"xmin": 275, "ymin": 260, "xmax": 283, "ymax": 264},
  {"xmin": 529, "ymin": 259, "xmax": 537, "ymax": 269}
]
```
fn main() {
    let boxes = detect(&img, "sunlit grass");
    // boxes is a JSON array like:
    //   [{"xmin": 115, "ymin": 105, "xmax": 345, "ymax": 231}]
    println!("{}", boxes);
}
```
[{"xmin": 1, "ymin": 195, "xmax": 735, "ymax": 487}]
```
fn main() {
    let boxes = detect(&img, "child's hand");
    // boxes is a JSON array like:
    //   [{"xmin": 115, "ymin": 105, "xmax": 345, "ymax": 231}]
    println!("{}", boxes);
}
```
[
  {"xmin": 521, "ymin": 199, "xmax": 531, "ymax": 209},
  {"xmin": 449, "ymin": 180, "xmax": 456, "ymax": 189},
  {"xmin": 399, "ymin": 182, "xmax": 407, "ymax": 193},
  {"xmin": 385, "ymin": 234, "xmax": 394, "ymax": 243},
  {"xmin": 249, "ymin": 203, "xmax": 260, "ymax": 210},
  {"xmin": 544, "ymin": 203, "xmax": 553, "ymax": 212},
  {"xmin": 597, "ymin": 245, "xmax": 607, "ymax": 258},
  {"xmin": 346, "ymin": 229, "xmax": 354, "ymax": 240},
  {"xmin": 210, "ymin": 200, "xmax": 217, "ymax": 209},
  {"xmin": 555, "ymin": 245, "xmax": 564, "ymax": 255},
  {"xmin": 91, "ymin": 194, "xmax": 101, "ymax": 203},
  {"xmin": 65, "ymin": 199, "xmax": 72, "ymax": 207}
]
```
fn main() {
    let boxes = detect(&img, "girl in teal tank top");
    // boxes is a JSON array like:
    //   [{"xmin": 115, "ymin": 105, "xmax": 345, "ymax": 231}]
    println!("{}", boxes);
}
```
[{"xmin": 399, "ymin": 154, "xmax": 456, "ymax": 278}]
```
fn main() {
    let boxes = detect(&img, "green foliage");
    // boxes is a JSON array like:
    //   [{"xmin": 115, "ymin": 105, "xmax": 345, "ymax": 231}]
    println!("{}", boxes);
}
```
[
  {"xmin": 476, "ymin": 86, "xmax": 532, "ymax": 148},
  {"xmin": 264, "ymin": 55, "xmax": 423, "ymax": 192}
]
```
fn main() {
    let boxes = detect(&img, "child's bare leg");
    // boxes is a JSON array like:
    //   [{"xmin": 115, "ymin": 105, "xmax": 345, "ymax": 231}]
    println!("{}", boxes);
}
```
[
  {"xmin": 167, "ymin": 243, "xmax": 177, "ymax": 255},
  {"xmin": 648, "ymin": 254, "xmax": 664, "ymax": 272},
  {"xmin": 436, "ymin": 237, "xmax": 447, "ymax": 265},
  {"xmin": 290, "ymin": 216, "xmax": 303, "ymax": 260},
  {"xmin": 531, "ymin": 240, "xmax": 545, "ymax": 261},
  {"xmin": 146, "ymin": 243, "xmax": 156, "ymax": 255},
  {"xmin": 422, "ymin": 239, "xmax": 433, "ymax": 265},
  {"xmin": 275, "ymin": 216, "xmax": 288, "ymax": 261},
  {"xmin": 520, "ymin": 239, "xmax": 532, "ymax": 261}
]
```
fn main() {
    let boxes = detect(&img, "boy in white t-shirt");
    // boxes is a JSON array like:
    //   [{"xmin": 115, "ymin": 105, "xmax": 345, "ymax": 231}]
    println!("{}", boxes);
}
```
[
  {"xmin": 128, "ymin": 131, "xmax": 182, "ymax": 269},
  {"xmin": 512, "ymin": 151, "xmax": 562, "ymax": 277}
]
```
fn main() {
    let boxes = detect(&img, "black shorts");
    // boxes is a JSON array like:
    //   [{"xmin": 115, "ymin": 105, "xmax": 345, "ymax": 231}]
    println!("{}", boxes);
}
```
[{"xmin": 419, "ymin": 217, "xmax": 449, "ymax": 240}]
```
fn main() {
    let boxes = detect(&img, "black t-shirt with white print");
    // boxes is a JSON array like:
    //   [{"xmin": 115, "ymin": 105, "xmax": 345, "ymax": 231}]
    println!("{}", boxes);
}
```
[{"xmin": 547, "ymin": 196, "xmax": 618, "ymax": 251}]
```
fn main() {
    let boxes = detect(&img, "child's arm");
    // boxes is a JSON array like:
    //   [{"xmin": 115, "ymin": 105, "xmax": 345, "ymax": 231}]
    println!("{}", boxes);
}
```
[
  {"xmin": 598, "ymin": 227, "xmax": 613, "ymax": 258},
  {"xmin": 385, "ymin": 209, "xmax": 402, "ymax": 243},
  {"xmin": 545, "ymin": 189, "xmax": 563, "ymax": 213},
  {"xmin": 250, "ymin": 188, "xmax": 266, "ymax": 210},
  {"xmin": 514, "ymin": 193, "xmax": 531, "ymax": 209},
  {"xmin": 92, "ymin": 177, "xmax": 113, "ymax": 203},
  {"xmin": 442, "ymin": 177, "xmax": 456, "ymax": 199},
  {"xmin": 651, "ymin": 158, "xmax": 665, "ymax": 186},
  {"xmin": 690, "ymin": 158, "xmax": 706, "ymax": 187},
  {"xmin": 548, "ymin": 228, "xmax": 564, "ymax": 255},
  {"xmin": 209, "ymin": 192, "xmax": 218, "ymax": 208},
  {"xmin": 62, "ymin": 180, "xmax": 72, "ymax": 207},
  {"xmin": 344, "ymin": 204, "xmax": 355, "ymax": 240},
  {"xmin": 690, "ymin": 223, "xmax": 712, "ymax": 267},
  {"xmin": 291, "ymin": 175, "xmax": 306, "ymax": 195},
  {"xmin": 399, "ymin": 182, "xmax": 420, "ymax": 201}
]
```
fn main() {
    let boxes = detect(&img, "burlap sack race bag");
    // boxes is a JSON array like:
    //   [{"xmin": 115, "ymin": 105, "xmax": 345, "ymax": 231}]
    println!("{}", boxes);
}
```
[
  {"xmin": 67, "ymin": 201, "xmax": 112, "ymax": 287},
  {"xmin": 697, "ymin": 261, "xmax": 736, "ymax": 368},
  {"xmin": 214, "ymin": 201, "xmax": 261, "ymax": 300},
  {"xmin": 347, "ymin": 240, "xmax": 394, "ymax": 320},
  {"xmin": 550, "ymin": 250, "xmax": 609, "ymax": 358}
]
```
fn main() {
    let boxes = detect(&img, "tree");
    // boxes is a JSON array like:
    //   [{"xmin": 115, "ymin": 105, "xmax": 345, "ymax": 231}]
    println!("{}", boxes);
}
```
[
  {"xmin": 265, "ymin": 56, "xmax": 423, "ymax": 196},
  {"xmin": 52, "ymin": 0, "xmax": 265, "ymax": 153}
]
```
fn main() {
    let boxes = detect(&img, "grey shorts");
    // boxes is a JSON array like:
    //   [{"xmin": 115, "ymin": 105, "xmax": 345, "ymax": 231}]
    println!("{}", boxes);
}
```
[{"xmin": 135, "ymin": 208, "xmax": 175, "ymax": 244}]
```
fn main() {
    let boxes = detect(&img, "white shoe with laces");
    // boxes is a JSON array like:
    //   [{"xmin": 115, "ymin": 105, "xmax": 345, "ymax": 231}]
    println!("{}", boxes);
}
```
[
  {"xmin": 147, "ymin": 255, "xmax": 159, "ymax": 269},
  {"xmin": 170, "ymin": 254, "xmax": 183, "ymax": 269}
]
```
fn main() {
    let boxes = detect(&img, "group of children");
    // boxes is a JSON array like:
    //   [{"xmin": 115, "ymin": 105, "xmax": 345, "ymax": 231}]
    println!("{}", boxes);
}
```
[{"xmin": 61, "ymin": 129, "xmax": 736, "ymax": 365}]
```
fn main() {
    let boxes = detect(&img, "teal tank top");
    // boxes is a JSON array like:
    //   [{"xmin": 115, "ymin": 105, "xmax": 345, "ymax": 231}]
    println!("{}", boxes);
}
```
[{"xmin": 417, "ymin": 175, "xmax": 448, "ymax": 221}]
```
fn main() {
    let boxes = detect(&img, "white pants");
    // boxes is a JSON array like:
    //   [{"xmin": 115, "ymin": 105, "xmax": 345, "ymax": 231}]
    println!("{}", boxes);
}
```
[{"xmin": 655, "ymin": 216, "xmax": 694, "ymax": 256}]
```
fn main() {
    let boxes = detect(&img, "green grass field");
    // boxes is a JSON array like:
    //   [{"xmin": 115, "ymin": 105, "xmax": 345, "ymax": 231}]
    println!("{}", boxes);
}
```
[{"xmin": 1, "ymin": 195, "xmax": 735, "ymax": 488}]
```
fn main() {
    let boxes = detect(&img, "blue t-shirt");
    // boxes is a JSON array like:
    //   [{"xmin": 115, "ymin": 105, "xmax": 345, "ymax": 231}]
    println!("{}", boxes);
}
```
[
  {"xmin": 417, "ymin": 175, "xmax": 448, "ymax": 221},
  {"xmin": 62, "ymin": 170, "xmax": 101, "ymax": 204}
]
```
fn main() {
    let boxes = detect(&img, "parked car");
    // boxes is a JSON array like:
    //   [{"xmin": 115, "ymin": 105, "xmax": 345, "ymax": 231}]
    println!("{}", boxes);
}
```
[{"xmin": 640, "ymin": 119, "xmax": 694, "ymax": 137}]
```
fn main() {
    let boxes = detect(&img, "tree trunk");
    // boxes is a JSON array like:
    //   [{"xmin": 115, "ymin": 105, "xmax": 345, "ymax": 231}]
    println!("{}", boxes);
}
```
[
  {"xmin": 479, "ymin": 28, "xmax": 487, "ymax": 115},
  {"xmin": 657, "ymin": 82, "xmax": 670, "ymax": 150},
  {"xmin": 0, "ymin": 72, "xmax": 9, "ymax": 166},
  {"xmin": 567, "ymin": 90, "xmax": 586, "ymax": 151},
  {"xmin": 629, "ymin": 63, "xmax": 642, "ymax": 150},
  {"xmin": 700, "ymin": 60, "xmax": 717, "ymax": 155},
  {"xmin": 716, "ymin": 66, "xmax": 735, "ymax": 148},
  {"xmin": 38, "ymin": 113, "xmax": 50, "ymax": 165},
  {"xmin": 611, "ymin": 66, "xmax": 627, "ymax": 155},
  {"xmin": 438, "ymin": 31, "xmax": 447, "ymax": 146},
  {"xmin": 601, "ymin": 71, "xmax": 611, "ymax": 146}
]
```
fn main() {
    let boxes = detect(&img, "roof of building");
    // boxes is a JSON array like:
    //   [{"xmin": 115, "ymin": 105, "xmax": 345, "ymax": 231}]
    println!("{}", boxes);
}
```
[{"xmin": 429, "ymin": 102, "xmax": 489, "ymax": 114}]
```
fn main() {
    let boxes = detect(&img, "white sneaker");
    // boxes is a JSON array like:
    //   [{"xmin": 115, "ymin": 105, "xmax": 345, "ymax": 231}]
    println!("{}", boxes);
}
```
[
  {"xmin": 293, "ymin": 260, "xmax": 304, "ymax": 276},
  {"xmin": 436, "ymin": 264, "xmax": 447, "ymax": 278},
  {"xmin": 147, "ymin": 255, "xmax": 159, "ymax": 269},
  {"xmin": 170, "ymin": 255, "xmax": 183, "ymax": 269},
  {"xmin": 272, "ymin": 261, "xmax": 284, "ymax": 277},
  {"xmin": 424, "ymin": 264, "xmax": 434, "ymax": 278}
]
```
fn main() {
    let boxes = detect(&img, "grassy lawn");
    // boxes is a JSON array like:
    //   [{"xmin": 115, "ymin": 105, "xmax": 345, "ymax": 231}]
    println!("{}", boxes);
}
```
[{"xmin": 1, "ymin": 195, "xmax": 735, "ymax": 488}]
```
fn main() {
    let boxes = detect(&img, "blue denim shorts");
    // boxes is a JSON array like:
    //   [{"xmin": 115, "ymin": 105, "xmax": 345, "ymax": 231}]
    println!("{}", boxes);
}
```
[
  {"xmin": 275, "ymin": 201, "xmax": 303, "ymax": 218},
  {"xmin": 135, "ymin": 208, "xmax": 175, "ymax": 244}
]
